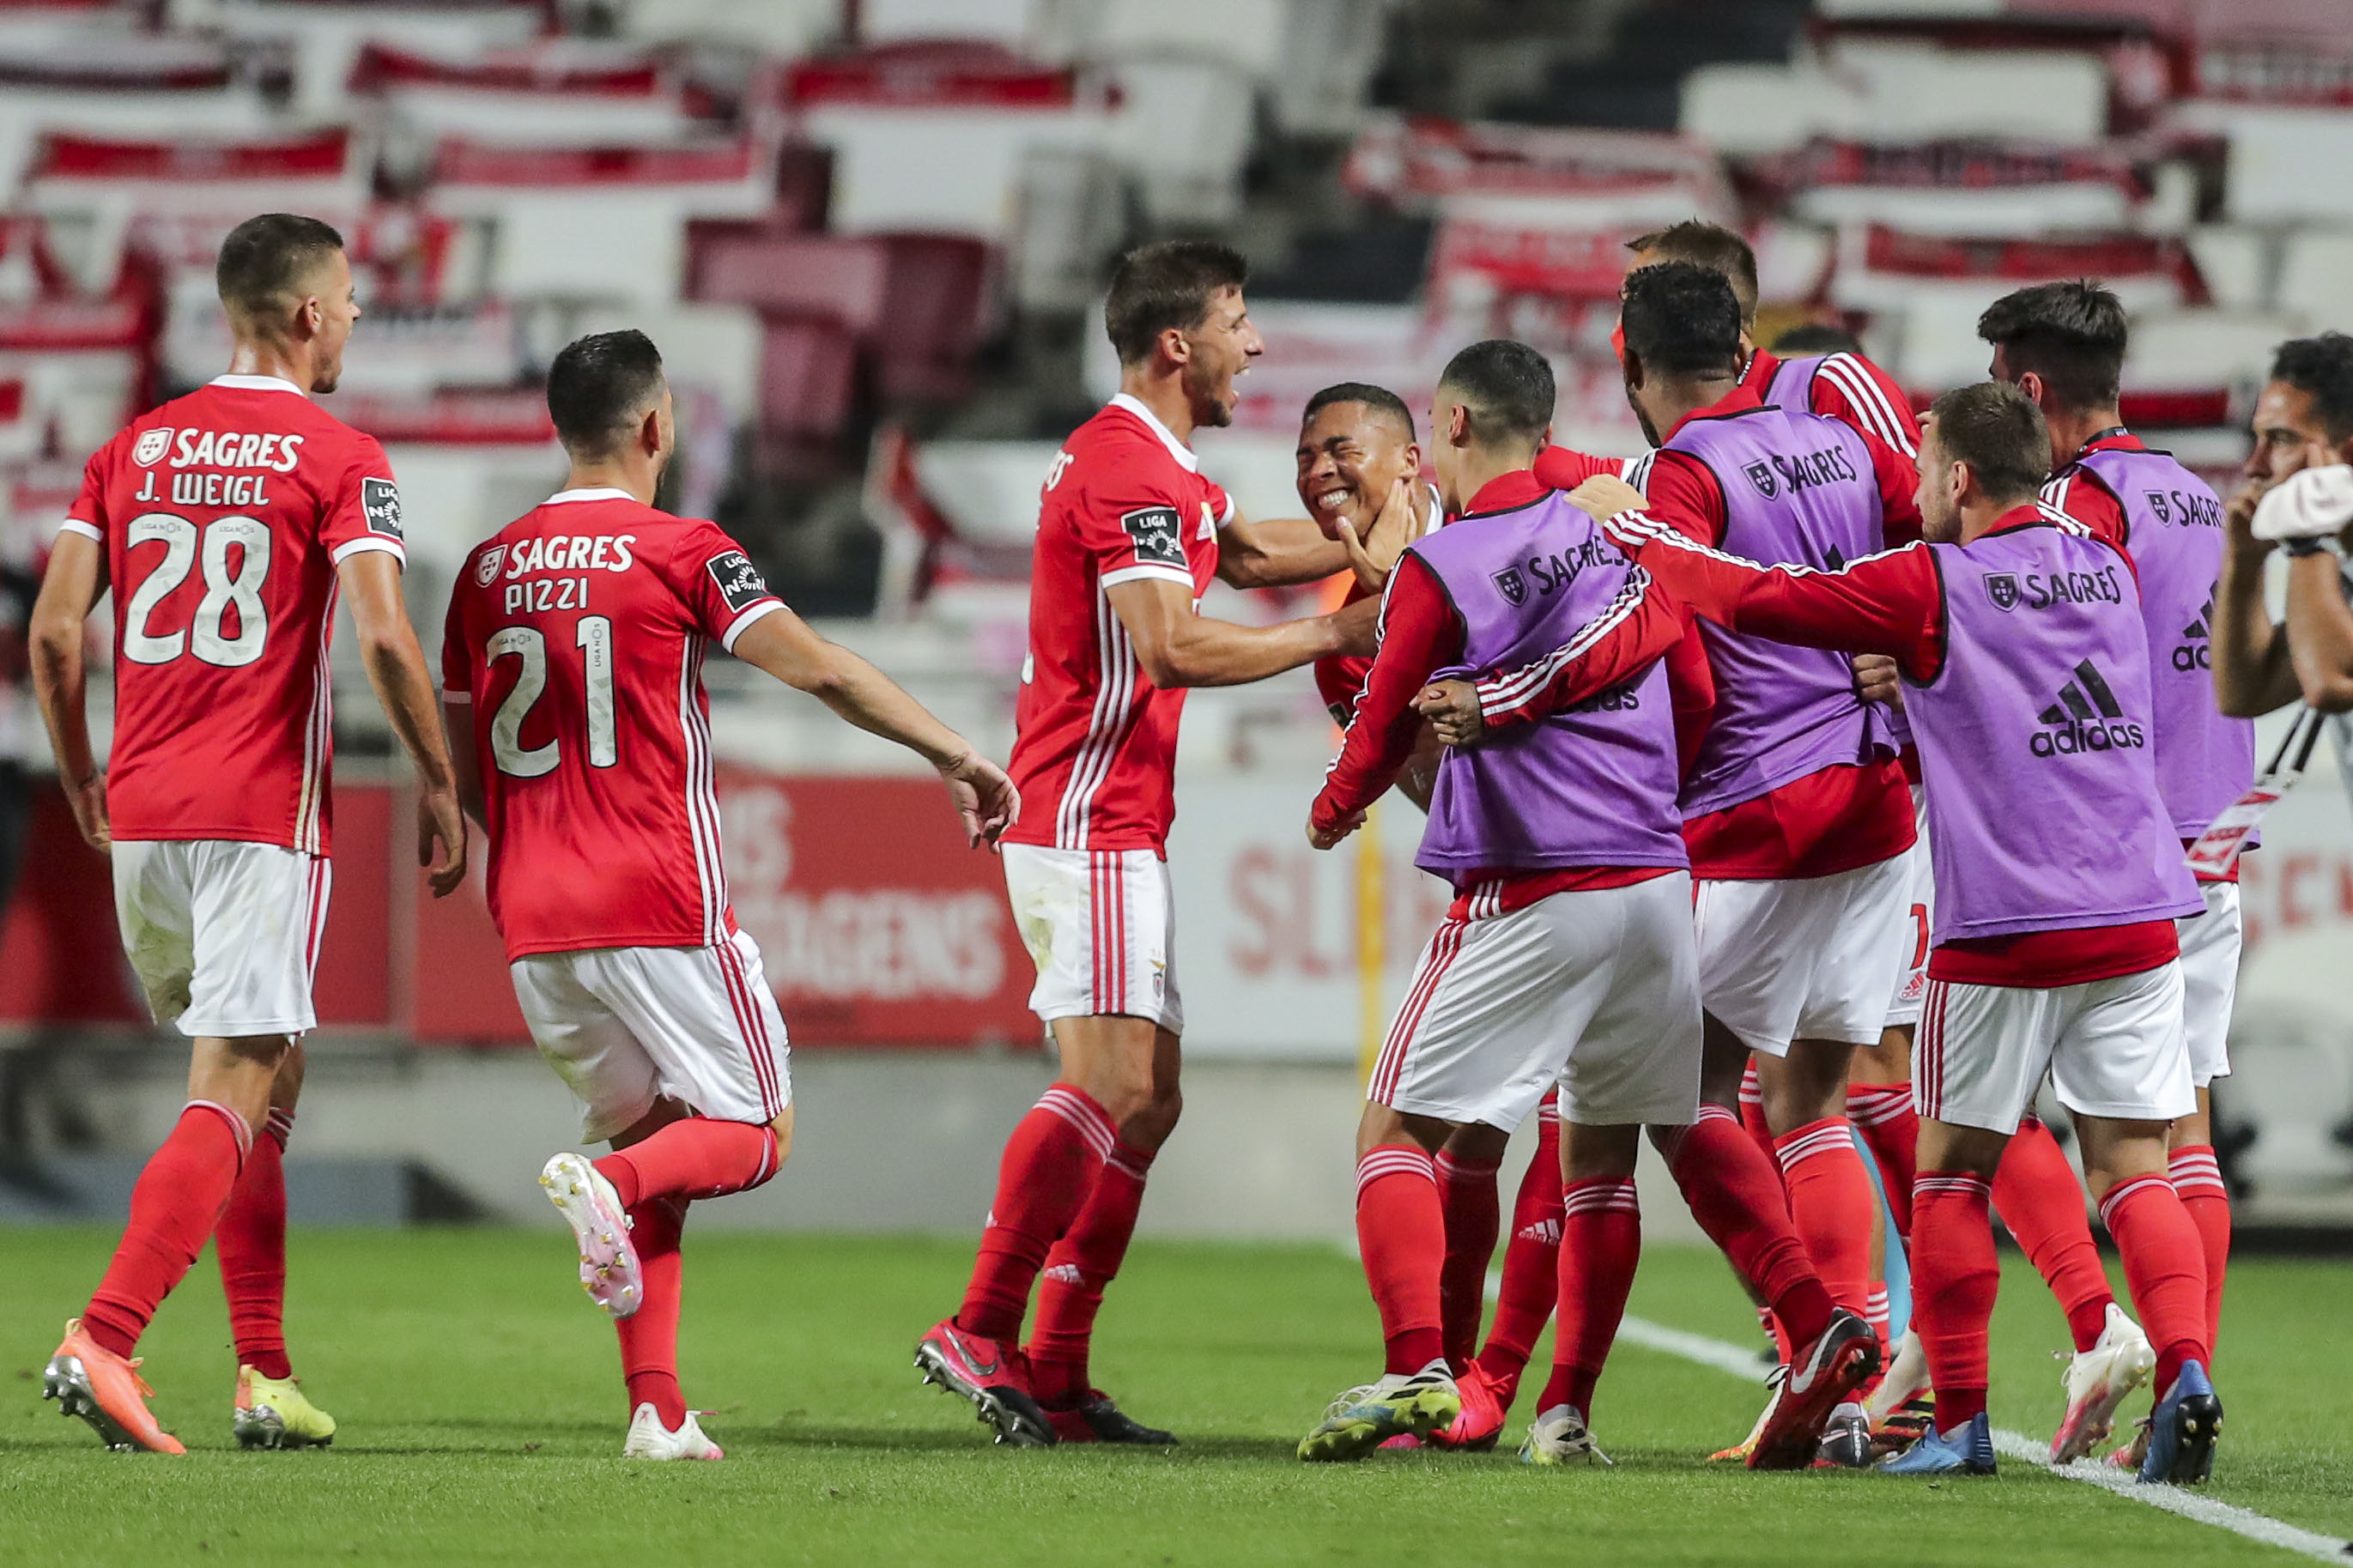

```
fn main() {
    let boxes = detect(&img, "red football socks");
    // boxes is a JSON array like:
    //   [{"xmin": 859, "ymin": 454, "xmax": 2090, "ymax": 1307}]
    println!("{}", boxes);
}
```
[
  {"xmin": 1737, "ymin": 1062, "xmax": 1778, "ymax": 1170},
  {"xmin": 83, "ymin": 1101, "xmax": 251, "ymax": 1359},
  {"xmin": 957, "ymin": 1085, "xmax": 1116, "ymax": 1343},
  {"xmin": 1666, "ymin": 1106, "xmax": 1834, "ymax": 1348},
  {"xmin": 1992, "ymin": 1117, "xmax": 2112, "ymax": 1353},
  {"xmin": 216, "ymin": 1107, "xmax": 295, "ymax": 1380},
  {"xmin": 2168, "ymin": 1144, "xmax": 2230, "ymax": 1352},
  {"xmin": 1356, "ymin": 1144, "xmax": 1446, "ymax": 1374},
  {"xmin": 1774, "ymin": 1116, "xmax": 1876, "ymax": 1316},
  {"xmin": 1909, "ymin": 1171, "xmax": 1997, "ymax": 1430},
  {"xmin": 1027, "ymin": 1137, "xmax": 1156, "ymax": 1407},
  {"xmin": 616, "ymin": 1195, "xmax": 688, "ymax": 1427},
  {"xmin": 596, "ymin": 1117, "xmax": 780, "ymax": 1209},
  {"xmin": 1434, "ymin": 1144, "xmax": 1503, "ymax": 1370},
  {"xmin": 1847, "ymin": 1082, "xmax": 1919, "ymax": 1238},
  {"xmin": 1475, "ymin": 1107, "xmax": 1565, "ymax": 1390},
  {"xmin": 1539, "ymin": 1176, "xmax": 1640, "ymax": 1420},
  {"xmin": 2099, "ymin": 1173, "xmax": 2212, "ymax": 1397}
]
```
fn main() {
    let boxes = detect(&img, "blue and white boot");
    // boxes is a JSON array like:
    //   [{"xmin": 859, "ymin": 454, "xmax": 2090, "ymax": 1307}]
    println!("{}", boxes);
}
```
[
  {"xmin": 1877, "ymin": 1410, "xmax": 1997, "ymax": 1475},
  {"xmin": 2138, "ymin": 1360, "xmax": 2222, "ymax": 1486}
]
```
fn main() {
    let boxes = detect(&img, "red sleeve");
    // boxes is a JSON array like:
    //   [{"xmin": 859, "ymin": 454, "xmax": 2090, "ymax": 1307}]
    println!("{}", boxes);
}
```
[
  {"xmin": 1470, "ymin": 567, "xmax": 1687, "ymax": 729},
  {"xmin": 59, "ymin": 437, "xmax": 114, "ymax": 542},
  {"xmin": 319, "ymin": 433, "xmax": 406, "ymax": 566},
  {"xmin": 1639, "ymin": 450, "xmax": 1728, "ymax": 549},
  {"xmin": 1531, "ymin": 445, "xmax": 1622, "ymax": 493},
  {"xmin": 1619, "ymin": 518, "xmax": 1946, "ymax": 681},
  {"xmin": 2045, "ymin": 469, "xmax": 2128, "ymax": 548},
  {"xmin": 1665, "ymin": 614, "xmax": 1713, "ymax": 776},
  {"xmin": 1312, "ymin": 554, "xmax": 1462, "ymax": 826},
  {"xmin": 1809, "ymin": 352, "xmax": 1919, "ymax": 461},
  {"xmin": 1865, "ymin": 427, "xmax": 1924, "ymax": 547},
  {"xmin": 667, "ymin": 520, "xmax": 785, "ymax": 651},
  {"xmin": 1075, "ymin": 444, "xmax": 1195, "ymax": 589}
]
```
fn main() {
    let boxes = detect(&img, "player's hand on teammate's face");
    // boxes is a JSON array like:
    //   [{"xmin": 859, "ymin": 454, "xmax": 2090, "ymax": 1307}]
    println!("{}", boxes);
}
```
[
  {"xmin": 1852, "ymin": 653, "xmax": 1903, "ymax": 711},
  {"xmin": 1566, "ymin": 474, "xmax": 1648, "ymax": 528},
  {"xmin": 941, "ymin": 753, "xmax": 1021, "ymax": 850},
  {"xmin": 418, "ymin": 788, "xmax": 468, "ymax": 898},
  {"xmin": 1307, "ymin": 807, "xmax": 1365, "ymax": 850},
  {"xmin": 65, "ymin": 772, "xmax": 109, "ymax": 854},
  {"xmin": 1411, "ymin": 679, "xmax": 1483, "ymax": 748}
]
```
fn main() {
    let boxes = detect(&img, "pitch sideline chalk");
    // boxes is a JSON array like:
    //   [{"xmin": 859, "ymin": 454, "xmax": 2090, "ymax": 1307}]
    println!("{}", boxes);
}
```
[{"xmin": 1608, "ymin": 1311, "xmax": 2350, "ymax": 1564}]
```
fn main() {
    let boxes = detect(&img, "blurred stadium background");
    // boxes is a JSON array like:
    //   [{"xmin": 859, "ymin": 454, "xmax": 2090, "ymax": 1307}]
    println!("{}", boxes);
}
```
[{"xmin": 1, "ymin": 0, "xmax": 2350, "ymax": 1244}]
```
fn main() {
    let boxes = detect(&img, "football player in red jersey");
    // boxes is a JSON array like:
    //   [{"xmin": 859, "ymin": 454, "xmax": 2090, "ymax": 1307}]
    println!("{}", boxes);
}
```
[
  {"xmin": 29, "ymin": 214, "xmax": 468, "ymax": 1453},
  {"xmin": 917, "ymin": 240, "xmax": 1374, "ymax": 1447},
  {"xmin": 441, "ymin": 331, "xmax": 1016, "ymax": 1459}
]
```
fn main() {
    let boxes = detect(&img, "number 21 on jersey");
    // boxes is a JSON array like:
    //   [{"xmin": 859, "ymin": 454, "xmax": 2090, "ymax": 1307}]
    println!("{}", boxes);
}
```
[{"xmin": 487, "ymin": 617, "xmax": 618, "ymax": 778}]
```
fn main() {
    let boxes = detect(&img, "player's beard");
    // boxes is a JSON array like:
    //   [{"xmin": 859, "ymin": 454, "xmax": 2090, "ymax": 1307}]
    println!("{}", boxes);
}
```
[
  {"xmin": 1186, "ymin": 356, "xmax": 1235, "ymax": 429},
  {"xmin": 1631, "ymin": 400, "xmax": 1663, "ymax": 450}
]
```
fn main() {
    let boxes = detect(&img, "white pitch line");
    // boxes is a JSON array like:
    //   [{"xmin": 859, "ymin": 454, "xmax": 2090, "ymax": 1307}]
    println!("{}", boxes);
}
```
[{"xmin": 1609, "ymin": 1312, "xmax": 2350, "ymax": 1565}]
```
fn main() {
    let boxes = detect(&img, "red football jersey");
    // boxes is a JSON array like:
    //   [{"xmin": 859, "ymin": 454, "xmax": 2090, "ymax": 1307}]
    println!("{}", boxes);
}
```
[
  {"xmin": 63, "ymin": 374, "xmax": 405, "ymax": 854},
  {"xmin": 1003, "ymin": 395, "xmax": 1230, "ymax": 854},
  {"xmin": 440, "ymin": 489, "xmax": 783, "ymax": 960}
]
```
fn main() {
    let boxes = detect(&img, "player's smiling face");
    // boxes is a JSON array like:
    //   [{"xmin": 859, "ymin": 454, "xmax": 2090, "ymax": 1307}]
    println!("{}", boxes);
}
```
[
  {"xmin": 1180, "ymin": 286, "xmax": 1263, "ymax": 430},
  {"xmin": 1295, "ymin": 401, "xmax": 1419, "ymax": 538}
]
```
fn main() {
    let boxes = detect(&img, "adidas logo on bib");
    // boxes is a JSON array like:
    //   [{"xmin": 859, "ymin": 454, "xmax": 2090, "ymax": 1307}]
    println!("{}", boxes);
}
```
[{"xmin": 2029, "ymin": 659, "xmax": 2144, "ymax": 757}]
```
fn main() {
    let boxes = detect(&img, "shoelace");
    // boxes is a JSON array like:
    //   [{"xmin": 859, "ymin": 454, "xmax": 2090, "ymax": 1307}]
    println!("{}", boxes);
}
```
[
  {"xmin": 124, "ymin": 1357, "xmax": 157, "ymax": 1401},
  {"xmin": 1322, "ymin": 1383, "xmax": 1384, "ymax": 1421}
]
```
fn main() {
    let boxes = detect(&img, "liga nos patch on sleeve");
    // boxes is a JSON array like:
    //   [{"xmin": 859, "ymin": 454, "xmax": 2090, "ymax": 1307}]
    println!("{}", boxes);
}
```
[
  {"xmin": 1120, "ymin": 505, "xmax": 1186, "ymax": 567},
  {"xmin": 361, "ymin": 477, "xmax": 403, "ymax": 539},
  {"xmin": 707, "ymin": 549, "xmax": 771, "ymax": 612}
]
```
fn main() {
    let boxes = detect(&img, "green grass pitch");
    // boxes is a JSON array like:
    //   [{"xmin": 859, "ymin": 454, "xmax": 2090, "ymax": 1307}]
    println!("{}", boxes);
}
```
[{"xmin": 2, "ymin": 1229, "xmax": 2348, "ymax": 1566}]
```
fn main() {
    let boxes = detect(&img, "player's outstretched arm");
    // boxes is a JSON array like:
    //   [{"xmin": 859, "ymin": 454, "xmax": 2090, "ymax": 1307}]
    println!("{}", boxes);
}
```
[
  {"xmin": 441, "ymin": 703, "xmax": 488, "ymax": 830},
  {"xmin": 28, "ymin": 530, "xmax": 110, "ymax": 851},
  {"xmin": 1107, "ymin": 576, "xmax": 1374, "ymax": 690},
  {"xmin": 730, "ymin": 607, "xmax": 1017, "ymax": 847},
  {"xmin": 1215, "ymin": 510, "xmax": 1353, "ymax": 590},
  {"xmin": 340, "ymin": 551, "xmax": 467, "ymax": 897}
]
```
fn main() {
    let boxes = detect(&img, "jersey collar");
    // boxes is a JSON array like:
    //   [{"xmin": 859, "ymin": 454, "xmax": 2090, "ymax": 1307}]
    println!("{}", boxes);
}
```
[
  {"xmin": 1739, "ymin": 346, "xmax": 1779, "ymax": 395},
  {"xmin": 2075, "ymin": 427, "xmax": 2144, "ymax": 459},
  {"xmin": 1665, "ymin": 382, "xmax": 1765, "ymax": 440},
  {"xmin": 1462, "ymin": 469, "xmax": 1548, "ymax": 516},
  {"xmin": 545, "ymin": 487, "xmax": 636, "ymax": 505},
  {"xmin": 1107, "ymin": 392, "xmax": 1199, "ymax": 473},
  {"xmin": 209, "ymin": 373, "xmax": 308, "ymax": 397}
]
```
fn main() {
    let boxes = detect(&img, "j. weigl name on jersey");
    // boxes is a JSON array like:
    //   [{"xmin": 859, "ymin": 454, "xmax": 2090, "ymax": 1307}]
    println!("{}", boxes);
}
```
[
  {"xmin": 477, "ymin": 533, "xmax": 640, "ymax": 614},
  {"xmin": 130, "ymin": 426, "xmax": 311, "ymax": 508}
]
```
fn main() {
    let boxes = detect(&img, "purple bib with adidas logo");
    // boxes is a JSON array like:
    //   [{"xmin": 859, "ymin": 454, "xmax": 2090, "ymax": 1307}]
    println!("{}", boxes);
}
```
[
  {"xmin": 2070, "ymin": 445, "xmax": 2256, "ymax": 838},
  {"xmin": 1410, "ymin": 488, "xmax": 1687, "ymax": 880},
  {"xmin": 1904, "ymin": 520, "xmax": 2202, "ymax": 942},
  {"xmin": 1661, "ymin": 403, "xmax": 1899, "ymax": 816}
]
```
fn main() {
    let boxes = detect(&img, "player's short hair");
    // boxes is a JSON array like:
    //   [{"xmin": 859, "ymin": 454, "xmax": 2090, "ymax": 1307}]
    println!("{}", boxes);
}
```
[
  {"xmin": 1627, "ymin": 221, "xmax": 1758, "ymax": 322},
  {"xmin": 1436, "ymin": 340, "xmax": 1555, "ymax": 450},
  {"xmin": 545, "ymin": 330, "xmax": 667, "ymax": 456},
  {"xmin": 1976, "ymin": 280, "xmax": 2129, "ymax": 415},
  {"xmin": 215, "ymin": 213, "xmax": 345, "ymax": 325},
  {"xmin": 2270, "ymin": 332, "xmax": 2353, "ymax": 444},
  {"xmin": 1301, "ymin": 381, "xmax": 1416, "ymax": 442},
  {"xmin": 1926, "ymin": 381, "xmax": 2050, "ymax": 505},
  {"xmin": 1104, "ymin": 239, "xmax": 1250, "ymax": 366},
  {"xmin": 1769, "ymin": 323, "xmax": 1863, "ymax": 357},
  {"xmin": 1620, "ymin": 263, "xmax": 1744, "ymax": 379}
]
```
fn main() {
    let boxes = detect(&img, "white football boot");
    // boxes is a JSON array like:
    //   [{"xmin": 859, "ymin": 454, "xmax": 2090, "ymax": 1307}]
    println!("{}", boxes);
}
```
[
  {"xmin": 541, "ymin": 1153, "xmax": 642, "ymax": 1319},
  {"xmin": 1519, "ymin": 1405, "xmax": 1613, "ymax": 1467},
  {"xmin": 622, "ymin": 1403, "xmax": 725, "ymax": 1461},
  {"xmin": 2050, "ymin": 1302, "xmax": 2156, "ymax": 1464}
]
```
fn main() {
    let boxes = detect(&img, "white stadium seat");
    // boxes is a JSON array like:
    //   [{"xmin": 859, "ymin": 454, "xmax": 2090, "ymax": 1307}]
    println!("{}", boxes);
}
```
[{"xmin": 2276, "ymin": 231, "xmax": 2353, "ymax": 328}]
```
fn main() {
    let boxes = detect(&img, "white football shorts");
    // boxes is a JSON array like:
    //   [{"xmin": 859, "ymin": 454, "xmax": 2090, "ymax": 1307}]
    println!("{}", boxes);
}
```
[
  {"xmin": 510, "ymin": 927, "xmax": 792, "ymax": 1142},
  {"xmin": 2178, "ymin": 880, "xmax": 2241, "ymax": 1087},
  {"xmin": 1884, "ymin": 794, "xmax": 1933, "ymax": 1030},
  {"xmin": 1914, "ymin": 960, "xmax": 2192, "ymax": 1134},
  {"xmin": 1001, "ymin": 843, "xmax": 1181, "ymax": 1032},
  {"xmin": 112, "ymin": 838, "xmax": 330, "ymax": 1038},
  {"xmin": 1369, "ymin": 872, "xmax": 1702, "ymax": 1132},
  {"xmin": 1695, "ymin": 851, "xmax": 1913, "ymax": 1055}
]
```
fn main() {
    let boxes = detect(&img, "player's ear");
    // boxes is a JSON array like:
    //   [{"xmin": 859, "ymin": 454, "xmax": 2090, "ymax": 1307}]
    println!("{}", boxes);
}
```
[
  {"xmin": 2016, "ymin": 370, "xmax": 2046, "ymax": 409},
  {"xmin": 636, "ymin": 402, "xmax": 664, "ymax": 457},
  {"xmin": 1159, "ymin": 324, "xmax": 1191, "ymax": 369}
]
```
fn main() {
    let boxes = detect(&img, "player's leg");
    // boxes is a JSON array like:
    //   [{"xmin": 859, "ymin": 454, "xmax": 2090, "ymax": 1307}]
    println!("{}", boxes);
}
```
[
  {"xmin": 222, "ymin": 1043, "xmax": 339, "ymax": 1450},
  {"xmin": 49, "ymin": 842, "xmax": 308, "ymax": 1454},
  {"xmin": 1756, "ymin": 1038, "xmax": 1873, "ymax": 1322},
  {"xmin": 1471, "ymin": 1099, "xmax": 1563, "ymax": 1411},
  {"xmin": 2051, "ymin": 962, "xmax": 2218, "ymax": 1485},
  {"xmin": 1850, "ymin": 1029, "xmax": 1919, "ymax": 1238},
  {"xmin": 1434, "ymin": 1119, "xmax": 1508, "ymax": 1371},
  {"xmin": 2169, "ymin": 879, "xmax": 2241, "ymax": 1355},
  {"xmin": 1522, "ymin": 1118, "xmax": 1640, "ymax": 1467},
  {"xmin": 599, "ymin": 1099, "xmax": 720, "ymax": 1461},
  {"xmin": 1026, "ymin": 1025, "xmax": 1180, "ymax": 1443}
]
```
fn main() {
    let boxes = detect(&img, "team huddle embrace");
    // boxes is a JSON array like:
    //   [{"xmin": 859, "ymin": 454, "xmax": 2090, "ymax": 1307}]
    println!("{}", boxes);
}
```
[{"xmin": 27, "ymin": 213, "xmax": 2350, "ymax": 1475}]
